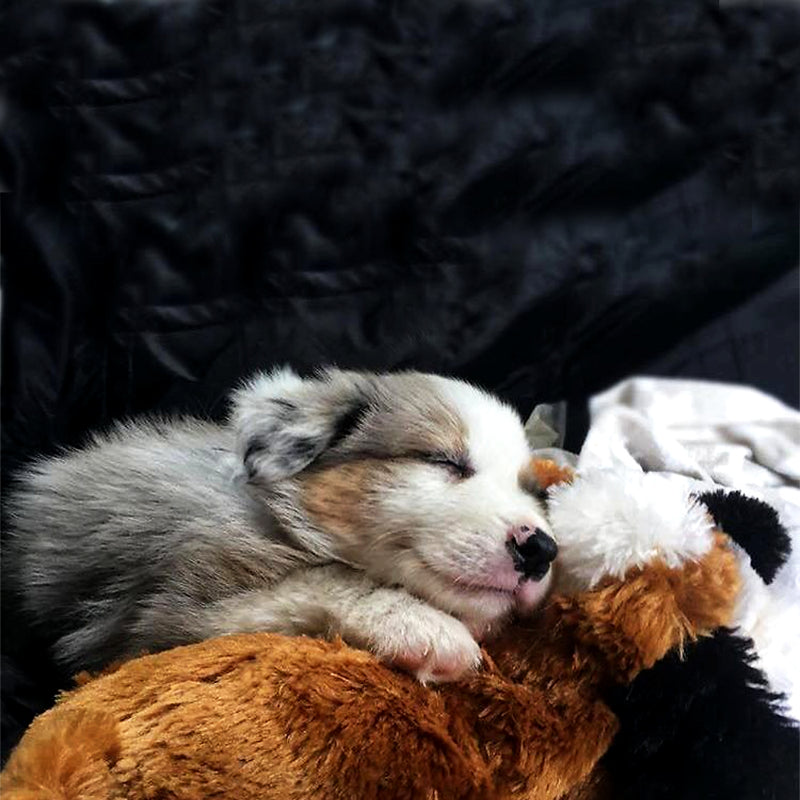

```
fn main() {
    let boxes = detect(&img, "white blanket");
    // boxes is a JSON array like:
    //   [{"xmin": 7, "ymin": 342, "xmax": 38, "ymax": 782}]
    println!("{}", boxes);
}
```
[{"xmin": 529, "ymin": 377, "xmax": 800, "ymax": 720}]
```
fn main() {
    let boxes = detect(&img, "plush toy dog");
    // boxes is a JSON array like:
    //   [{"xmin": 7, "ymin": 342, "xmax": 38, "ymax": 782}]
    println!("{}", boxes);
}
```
[{"xmin": 1, "ymin": 462, "xmax": 745, "ymax": 800}]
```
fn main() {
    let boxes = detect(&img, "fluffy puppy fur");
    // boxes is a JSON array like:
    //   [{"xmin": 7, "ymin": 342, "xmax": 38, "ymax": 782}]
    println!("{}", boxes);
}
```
[{"xmin": 6, "ymin": 368, "xmax": 554, "ymax": 682}]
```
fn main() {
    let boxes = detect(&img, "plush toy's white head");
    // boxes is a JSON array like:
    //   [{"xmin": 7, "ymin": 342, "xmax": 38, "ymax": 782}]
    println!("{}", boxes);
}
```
[
  {"xmin": 233, "ymin": 367, "xmax": 557, "ymax": 636},
  {"xmin": 547, "ymin": 470, "xmax": 717, "ymax": 592}
]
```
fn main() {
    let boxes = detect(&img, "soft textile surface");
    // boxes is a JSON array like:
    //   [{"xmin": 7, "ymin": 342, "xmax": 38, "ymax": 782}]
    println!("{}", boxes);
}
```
[{"xmin": 2, "ymin": 0, "xmax": 799, "ymax": 482}]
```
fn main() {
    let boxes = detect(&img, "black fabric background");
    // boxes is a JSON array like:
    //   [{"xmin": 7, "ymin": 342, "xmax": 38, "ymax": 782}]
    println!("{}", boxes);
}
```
[{"xmin": 1, "ymin": 0, "xmax": 799, "ymax": 784}]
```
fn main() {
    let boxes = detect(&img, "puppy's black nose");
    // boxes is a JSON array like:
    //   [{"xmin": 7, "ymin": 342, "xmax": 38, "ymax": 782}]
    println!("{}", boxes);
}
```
[{"xmin": 507, "ymin": 527, "xmax": 558, "ymax": 580}]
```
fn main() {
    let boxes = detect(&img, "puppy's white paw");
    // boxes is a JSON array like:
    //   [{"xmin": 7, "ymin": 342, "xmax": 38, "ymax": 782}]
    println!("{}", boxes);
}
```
[{"xmin": 373, "ymin": 607, "xmax": 482, "ymax": 684}]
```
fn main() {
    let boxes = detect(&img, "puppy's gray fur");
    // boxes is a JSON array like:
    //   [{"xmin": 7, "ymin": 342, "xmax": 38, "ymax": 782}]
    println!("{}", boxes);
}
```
[{"xmin": 6, "ymin": 368, "xmax": 552, "ymax": 682}]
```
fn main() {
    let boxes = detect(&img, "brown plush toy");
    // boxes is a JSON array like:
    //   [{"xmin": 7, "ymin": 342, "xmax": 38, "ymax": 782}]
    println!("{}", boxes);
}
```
[{"xmin": 2, "ymin": 462, "xmax": 741, "ymax": 800}]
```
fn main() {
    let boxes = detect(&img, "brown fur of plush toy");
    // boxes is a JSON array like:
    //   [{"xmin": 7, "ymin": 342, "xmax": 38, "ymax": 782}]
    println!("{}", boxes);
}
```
[{"xmin": 2, "ymin": 525, "xmax": 739, "ymax": 800}]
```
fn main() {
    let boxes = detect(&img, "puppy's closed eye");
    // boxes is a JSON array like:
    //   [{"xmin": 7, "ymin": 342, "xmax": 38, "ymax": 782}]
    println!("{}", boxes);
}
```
[{"xmin": 419, "ymin": 453, "xmax": 474, "ymax": 480}]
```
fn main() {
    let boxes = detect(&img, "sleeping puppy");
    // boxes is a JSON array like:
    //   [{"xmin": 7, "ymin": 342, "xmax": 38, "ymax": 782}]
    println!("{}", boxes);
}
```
[{"xmin": 6, "ymin": 368, "xmax": 557, "ymax": 683}]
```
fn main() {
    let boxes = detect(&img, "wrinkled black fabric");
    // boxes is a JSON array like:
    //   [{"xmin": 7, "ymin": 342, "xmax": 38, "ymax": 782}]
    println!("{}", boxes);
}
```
[
  {"xmin": 2, "ymin": 0, "xmax": 798, "ymax": 476},
  {"xmin": 1, "ymin": 0, "xmax": 799, "ymax": 783}
]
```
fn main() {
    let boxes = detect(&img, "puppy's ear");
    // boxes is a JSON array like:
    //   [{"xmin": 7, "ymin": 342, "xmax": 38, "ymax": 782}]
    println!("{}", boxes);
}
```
[{"xmin": 231, "ymin": 367, "xmax": 371, "ymax": 483}]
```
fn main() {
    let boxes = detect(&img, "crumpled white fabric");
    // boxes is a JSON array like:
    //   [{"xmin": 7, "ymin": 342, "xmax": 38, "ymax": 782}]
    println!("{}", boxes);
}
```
[{"xmin": 528, "ymin": 376, "xmax": 800, "ymax": 720}]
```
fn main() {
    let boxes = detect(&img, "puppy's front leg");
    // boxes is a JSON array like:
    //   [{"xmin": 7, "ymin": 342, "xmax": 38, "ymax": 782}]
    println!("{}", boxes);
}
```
[{"xmin": 201, "ymin": 564, "xmax": 482, "ymax": 683}]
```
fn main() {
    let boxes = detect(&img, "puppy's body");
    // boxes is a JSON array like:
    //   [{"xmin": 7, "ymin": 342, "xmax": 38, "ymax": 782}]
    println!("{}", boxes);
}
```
[
  {"xmin": 7, "ymin": 369, "xmax": 555, "ymax": 681},
  {"xmin": 8, "ymin": 419, "xmax": 315, "ymax": 664}
]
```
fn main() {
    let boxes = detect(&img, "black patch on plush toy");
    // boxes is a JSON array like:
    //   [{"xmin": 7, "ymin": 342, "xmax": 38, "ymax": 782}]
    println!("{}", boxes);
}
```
[
  {"xmin": 600, "ymin": 489, "xmax": 798, "ymax": 799},
  {"xmin": 603, "ymin": 630, "xmax": 799, "ymax": 800},
  {"xmin": 697, "ymin": 490, "xmax": 791, "ymax": 583}
]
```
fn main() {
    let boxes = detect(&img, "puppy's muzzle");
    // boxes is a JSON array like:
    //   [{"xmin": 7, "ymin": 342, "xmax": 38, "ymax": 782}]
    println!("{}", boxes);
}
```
[{"xmin": 506, "ymin": 526, "xmax": 558, "ymax": 581}]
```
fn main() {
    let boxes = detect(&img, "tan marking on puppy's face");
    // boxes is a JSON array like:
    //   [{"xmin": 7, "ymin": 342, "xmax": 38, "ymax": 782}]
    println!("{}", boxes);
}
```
[{"xmin": 301, "ymin": 460, "xmax": 386, "ymax": 542}]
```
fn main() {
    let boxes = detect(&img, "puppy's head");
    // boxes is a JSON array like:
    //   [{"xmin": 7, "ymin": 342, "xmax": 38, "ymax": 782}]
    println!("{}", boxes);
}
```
[{"xmin": 233, "ymin": 367, "xmax": 556, "ymax": 636}]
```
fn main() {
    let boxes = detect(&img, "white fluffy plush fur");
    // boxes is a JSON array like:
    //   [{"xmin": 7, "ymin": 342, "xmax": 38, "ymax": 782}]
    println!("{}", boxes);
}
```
[
  {"xmin": 730, "ymin": 544, "xmax": 800, "ymax": 720},
  {"xmin": 549, "ymin": 470, "xmax": 716, "ymax": 592}
]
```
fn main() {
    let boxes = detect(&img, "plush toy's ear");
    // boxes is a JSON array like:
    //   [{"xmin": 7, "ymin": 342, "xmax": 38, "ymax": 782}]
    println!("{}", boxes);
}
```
[
  {"xmin": 531, "ymin": 459, "xmax": 574, "ymax": 490},
  {"xmin": 231, "ymin": 367, "xmax": 372, "ymax": 484},
  {"xmin": 696, "ymin": 490, "xmax": 791, "ymax": 584},
  {"xmin": 519, "ymin": 459, "xmax": 574, "ymax": 501}
]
